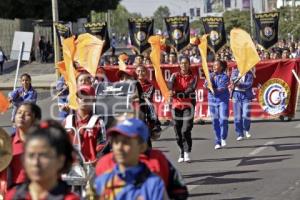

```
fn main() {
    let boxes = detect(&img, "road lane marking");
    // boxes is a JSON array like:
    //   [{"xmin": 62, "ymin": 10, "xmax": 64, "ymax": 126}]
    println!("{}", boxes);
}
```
[
  {"xmin": 248, "ymin": 141, "xmax": 275, "ymax": 156},
  {"xmin": 294, "ymin": 124, "xmax": 300, "ymax": 128},
  {"xmin": 187, "ymin": 185, "xmax": 198, "ymax": 191}
]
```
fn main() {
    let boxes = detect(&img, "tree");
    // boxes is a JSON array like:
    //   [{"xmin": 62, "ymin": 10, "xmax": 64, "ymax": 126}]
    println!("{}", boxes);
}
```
[
  {"xmin": 0, "ymin": 0, "xmax": 121, "ymax": 21},
  {"xmin": 153, "ymin": 6, "xmax": 171, "ymax": 31},
  {"xmin": 223, "ymin": 9, "xmax": 251, "ymax": 35}
]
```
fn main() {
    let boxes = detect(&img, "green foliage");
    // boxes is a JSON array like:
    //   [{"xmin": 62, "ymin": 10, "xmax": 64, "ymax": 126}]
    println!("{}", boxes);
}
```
[
  {"xmin": 0, "ymin": 0, "xmax": 121, "ymax": 21},
  {"xmin": 278, "ymin": 6, "xmax": 300, "ymax": 40},
  {"xmin": 153, "ymin": 6, "xmax": 171, "ymax": 31},
  {"xmin": 223, "ymin": 9, "xmax": 251, "ymax": 34},
  {"xmin": 91, "ymin": 5, "xmax": 142, "ymax": 35}
]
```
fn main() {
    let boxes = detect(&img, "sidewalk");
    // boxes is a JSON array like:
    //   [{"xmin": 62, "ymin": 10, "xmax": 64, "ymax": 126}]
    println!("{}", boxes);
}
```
[{"xmin": 0, "ymin": 61, "xmax": 57, "ymax": 90}]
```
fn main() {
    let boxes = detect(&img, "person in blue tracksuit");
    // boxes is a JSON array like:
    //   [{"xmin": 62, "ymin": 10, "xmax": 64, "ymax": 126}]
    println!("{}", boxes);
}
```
[
  {"xmin": 205, "ymin": 60, "xmax": 230, "ymax": 150},
  {"xmin": 230, "ymin": 67, "xmax": 254, "ymax": 141}
]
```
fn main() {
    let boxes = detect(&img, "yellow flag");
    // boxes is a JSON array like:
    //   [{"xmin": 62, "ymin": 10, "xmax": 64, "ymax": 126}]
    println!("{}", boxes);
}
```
[
  {"xmin": 62, "ymin": 36, "xmax": 78, "ymax": 110},
  {"xmin": 148, "ymin": 35, "xmax": 170, "ymax": 102},
  {"xmin": 198, "ymin": 35, "xmax": 214, "ymax": 94},
  {"xmin": 56, "ymin": 61, "xmax": 68, "ymax": 82},
  {"xmin": 74, "ymin": 33, "xmax": 104, "ymax": 77},
  {"xmin": 230, "ymin": 28, "xmax": 260, "ymax": 77}
]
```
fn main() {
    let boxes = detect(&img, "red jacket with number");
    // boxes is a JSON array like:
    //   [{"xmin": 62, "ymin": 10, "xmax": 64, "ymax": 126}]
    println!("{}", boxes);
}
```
[{"xmin": 168, "ymin": 71, "xmax": 197, "ymax": 110}]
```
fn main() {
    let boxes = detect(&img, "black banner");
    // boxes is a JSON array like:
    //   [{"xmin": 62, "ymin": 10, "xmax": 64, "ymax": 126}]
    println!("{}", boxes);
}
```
[
  {"xmin": 254, "ymin": 12, "xmax": 279, "ymax": 49},
  {"xmin": 128, "ymin": 18, "xmax": 154, "ymax": 54},
  {"xmin": 54, "ymin": 22, "xmax": 72, "ymax": 47},
  {"xmin": 84, "ymin": 22, "xmax": 110, "ymax": 54},
  {"xmin": 165, "ymin": 16, "xmax": 190, "ymax": 52},
  {"xmin": 201, "ymin": 17, "xmax": 226, "ymax": 53}
]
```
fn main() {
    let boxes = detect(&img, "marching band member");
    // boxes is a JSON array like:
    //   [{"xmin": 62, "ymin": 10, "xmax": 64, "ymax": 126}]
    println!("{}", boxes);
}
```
[
  {"xmin": 94, "ymin": 118, "xmax": 168, "ymax": 200},
  {"xmin": 168, "ymin": 56, "xmax": 197, "ymax": 162},
  {"xmin": 230, "ymin": 67, "xmax": 254, "ymax": 141},
  {"xmin": 0, "ymin": 103, "xmax": 41, "ymax": 196},
  {"xmin": 205, "ymin": 60, "xmax": 229, "ymax": 150},
  {"xmin": 5, "ymin": 120, "xmax": 80, "ymax": 200}
]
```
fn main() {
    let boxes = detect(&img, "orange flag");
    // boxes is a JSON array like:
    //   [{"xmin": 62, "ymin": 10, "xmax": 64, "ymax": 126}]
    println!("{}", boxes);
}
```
[
  {"xmin": 118, "ymin": 54, "xmax": 127, "ymax": 71},
  {"xmin": 62, "ymin": 36, "xmax": 78, "ymax": 110},
  {"xmin": 198, "ymin": 35, "xmax": 214, "ymax": 94},
  {"xmin": 0, "ymin": 91, "xmax": 10, "ymax": 113},
  {"xmin": 74, "ymin": 33, "xmax": 104, "ymax": 77},
  {"xmin": 56, "ymin": 61, "xmax": 69, "ymax": 82},
  {"xmin": 230, "ymin": 28, "xmax": 260, "ymax": 77},
  {"xmin": 148, "ymin": 35, "xmax": 170, "ymax": 102}
]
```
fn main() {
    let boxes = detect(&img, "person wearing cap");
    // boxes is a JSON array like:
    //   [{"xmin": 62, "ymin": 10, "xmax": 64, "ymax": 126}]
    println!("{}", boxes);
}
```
[
  {"xmin": 94, "ymin": 118, "xmax": 168, "ymax": 200},
  {"xmin": 63, "ymin": 85, "xmax": 107, "ymax": 162},
  {"xmin": 0, "ymin": 102, "xmax": 41, "ymax": 196},
  {"xmin": 230, "ymin": 67, "xmax": 254, "ymax": 141},
  {"xmin": 168, "ymin": 56, "xmax": 197, "ymax": 163}
]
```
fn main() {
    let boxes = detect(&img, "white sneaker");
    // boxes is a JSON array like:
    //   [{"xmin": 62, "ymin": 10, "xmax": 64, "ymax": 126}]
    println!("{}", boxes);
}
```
[
  {"xmin": 236, "ymin": 136, "xmax": 244, "ymax": 141},
  {"xmin": 245, "ymin": 131, "xmax": 251, "ymax": 139},
  {"xmin": 178, "ymin": 157, "xmax": 184, "ymax": 163},
  {"xmin": 221, "ymin": 139, "xmax": 226, "ymax": 147},
  {"xmin": 214, "ymin": 144, "xmax": 221, "ymax": 150},
  {"xmin": 184, "ymin": 152, "xmax": 191, "ymax": 162}
]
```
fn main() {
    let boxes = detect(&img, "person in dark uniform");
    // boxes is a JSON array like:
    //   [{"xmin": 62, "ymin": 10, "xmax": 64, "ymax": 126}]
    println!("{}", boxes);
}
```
[
  {"xmin": 205, "ymin": 60, "xmax": 229, "ymax": 150},
  {"xmin": 5, "ymin": 120, "xmax": 80, "ymax": 200},
  {"xmin": 168, "ymin": 56, "xmax": 197, "ymax": 163}
]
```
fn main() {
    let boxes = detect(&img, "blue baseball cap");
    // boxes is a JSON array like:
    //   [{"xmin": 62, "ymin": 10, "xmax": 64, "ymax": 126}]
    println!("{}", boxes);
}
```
[{"xmin": 107, "ymin": 118, "xmax": 149, "ymax": 143}]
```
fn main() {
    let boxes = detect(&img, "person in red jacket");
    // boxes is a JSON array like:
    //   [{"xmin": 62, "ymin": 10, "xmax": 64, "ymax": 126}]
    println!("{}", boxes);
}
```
[
  {"xmin": 0, "ymin": 102, "xmax": 41, "ymax": 197},
  {"xmin": 168, "ymin": 56, "xmax": 197, "ymax": 163},
  {"xmin": 63, "ymin": 85, "xmax": 107, "ymax": 162},
  {"xmin": 5, "ymin": 120, "xmax": 80, "ymax": 200},
  {"xmin": 135, "ymin": 64, "xmax": 162, "ymax": 139}
]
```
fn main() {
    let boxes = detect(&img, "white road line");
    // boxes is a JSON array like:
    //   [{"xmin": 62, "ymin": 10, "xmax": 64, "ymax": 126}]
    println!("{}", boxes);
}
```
[
  {"xmin": 248, "ymin": 141, "xmax": 275, "ymax": 156},
  {"xmin": 294, "ymin": 124, "xmax": 300, "ymax": 128},
  {"xmin": 187, "ymin": 185, "xmax": 198, "ymax": 191}
]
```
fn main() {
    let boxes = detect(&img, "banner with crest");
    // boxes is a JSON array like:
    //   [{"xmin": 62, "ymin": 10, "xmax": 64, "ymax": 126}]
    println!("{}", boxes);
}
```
[
  {"xmin": 128, "ymin": 18, "xmax": 153, "ymax": 54},
  {"xmin": 84, "ymin": 22, "xmax": 110, "ymax": 54},
  {"xmin": 254, "ymin": 12, "xmax": 279, "ymax": 49},
  {"xmin": 54, "ymin": 22, "xmax": 72, "ymax": 47},
  {"xmin": 201, "ymin": 17, "xmax": 226, "ymax": 53},
  {"xmin": 165, "ymin": 16, "xmax": 190, "ymax": 52}
]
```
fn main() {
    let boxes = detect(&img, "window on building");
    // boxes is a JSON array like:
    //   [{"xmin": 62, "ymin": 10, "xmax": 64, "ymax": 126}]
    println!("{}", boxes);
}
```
[
  {"xmin": 225, "ymin": 0, "xmax": 231, "ymax": 8},
  {"xmin": 196, "ymin": 8, "xmax": 200, "ymax": 16},
  {"xmin": 243, "ymin": 0, "xmax": 250, "ymax": 9},
  {"xmin": 190, "ymin": 8, "xmax": 195, "ymax": 17}
]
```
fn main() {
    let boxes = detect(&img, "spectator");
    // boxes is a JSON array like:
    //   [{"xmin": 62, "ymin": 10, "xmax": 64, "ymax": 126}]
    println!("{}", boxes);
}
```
[
  {"xmin": 39, "ymin": 36, "xmax": 47, "ymax": 63},
  {"xmin": 0, "ymin": 46, "xmax": 8, "ymax": 75}
]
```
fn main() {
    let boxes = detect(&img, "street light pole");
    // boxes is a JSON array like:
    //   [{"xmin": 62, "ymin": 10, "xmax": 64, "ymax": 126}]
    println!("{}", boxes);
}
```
[{"xmin": 52, "ymin": 0, "xmax": 60, "ymax": 79}]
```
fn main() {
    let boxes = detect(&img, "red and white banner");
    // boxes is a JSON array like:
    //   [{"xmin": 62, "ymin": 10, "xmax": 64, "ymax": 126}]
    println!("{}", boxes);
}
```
[{"xmin": 103, "ymin": 59, "xmax": 300, "ymax": 121}]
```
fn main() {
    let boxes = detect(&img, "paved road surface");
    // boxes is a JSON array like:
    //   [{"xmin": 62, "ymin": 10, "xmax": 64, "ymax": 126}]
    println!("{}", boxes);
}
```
[{"xmin": 1, "ymin": 89, "xmax": 300, "ymax": 200}]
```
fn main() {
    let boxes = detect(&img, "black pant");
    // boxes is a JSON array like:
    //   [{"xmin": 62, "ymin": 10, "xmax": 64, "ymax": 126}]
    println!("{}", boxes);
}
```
[
  {"xmin": 0, "ymin": 61, "xmax": 4, "ymax": 74},
  {"xmin": 172, "ymin": 107, "xmax": 194, "ymax": 155}
]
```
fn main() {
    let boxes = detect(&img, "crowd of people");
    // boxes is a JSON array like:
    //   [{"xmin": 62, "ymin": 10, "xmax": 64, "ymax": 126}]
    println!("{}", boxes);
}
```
[{"xmin": 0, "ymin": 34, "xmax": 299, "ymax": 199}]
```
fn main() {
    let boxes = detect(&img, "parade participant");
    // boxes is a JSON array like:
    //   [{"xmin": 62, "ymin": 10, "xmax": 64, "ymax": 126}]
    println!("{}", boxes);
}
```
[
  {"xmin": 205, "ymin": 60, "xmax": 230, "ymax": 150},
  {"xmin": 94, "ymin": 118, "xmax": 168, "ymax": 200},
  {"xmin": 56, "ymin": 76, "xmax": 69, "ymax": 121},
  {"xmin": 76, "ymin": 70, "xmax": 93, "ymax": 87},
  {"xmin": 168, "ymin": 56, "xmax": 197, "ymax": 162},
  {"xmin": 230, "ymin": 67, "xmax": 254, "ymax": 141},
  {"xmin": 135, "ymin": 64, "xmax": 162, "ymax": 139},
  {"xmin": 0, "ymin": 103, "xmax": 41, "ymax": 195},
  {"xmin": 95, "ymin": 117, "xmax": 189, "ymax": 200},
  {"xmin": 63, "ymin": 85, "xmax": 106, "ymax": 162},
  {"xmin": 8, "ymin": 73, "xmax": 37, "ymax": 122},
  {"xmin": 5, "ymin": 120, "xmax": 80, "ymax": 200}
]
